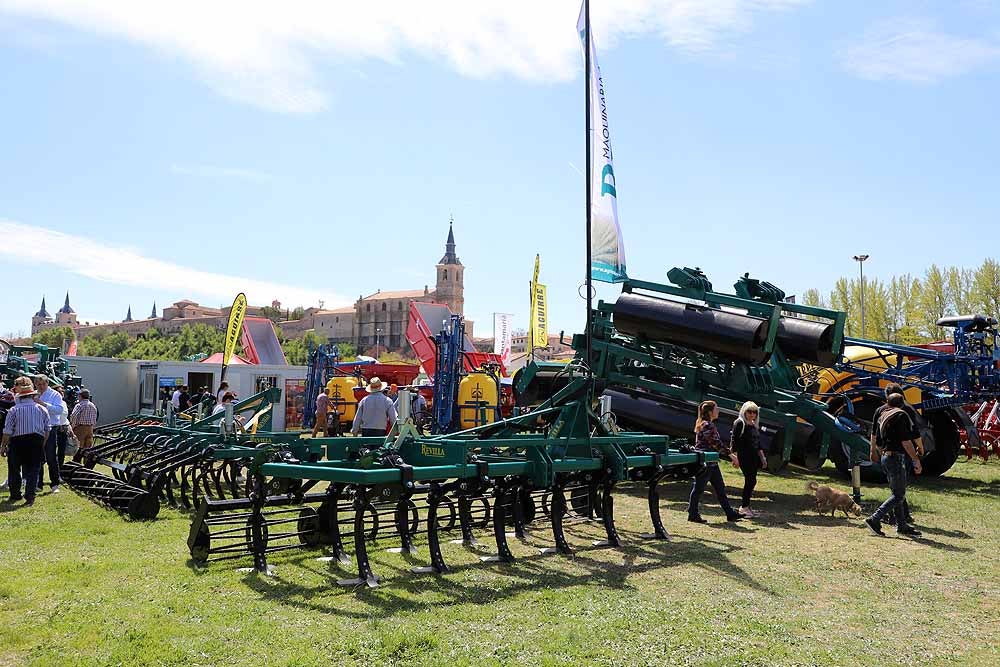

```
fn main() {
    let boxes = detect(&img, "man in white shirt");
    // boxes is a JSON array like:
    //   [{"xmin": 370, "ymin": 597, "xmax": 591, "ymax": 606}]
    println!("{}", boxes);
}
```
[
  {"xmin": 32, "ymin": 375, "xmax": 66, "ymax": 493},
  {"xmin": 171, "ymin": 388, "xmax": 181, "ymax": 410}
]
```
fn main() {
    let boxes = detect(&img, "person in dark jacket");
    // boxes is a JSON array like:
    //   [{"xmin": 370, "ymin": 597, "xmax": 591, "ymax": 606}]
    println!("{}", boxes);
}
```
[
  {"xmin": 732, "ymin": 401, "xmax": 768, "ymax": 518},
  {"xmin": 871, "ymin": 383, "xmax": 922, "ymax": 527},
  {"xmin": 866, "ymin": 393, "xmax": 923, "ymax": 537},
  {"xmin": 687, "ymin": 400, "xmax": 741, "ymax": 524}
]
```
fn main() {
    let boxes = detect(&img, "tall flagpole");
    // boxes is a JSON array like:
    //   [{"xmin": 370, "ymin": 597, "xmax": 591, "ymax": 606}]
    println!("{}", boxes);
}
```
[{"xmin": 584, "ymin": 0, "xmax": 593, "ymax": 373}]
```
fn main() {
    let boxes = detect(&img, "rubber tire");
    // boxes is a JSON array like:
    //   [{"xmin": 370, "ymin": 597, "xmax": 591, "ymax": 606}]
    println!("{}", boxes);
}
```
[{"xmin": 920, "ymin": 410, "xmax": 961, "ymax": 477}]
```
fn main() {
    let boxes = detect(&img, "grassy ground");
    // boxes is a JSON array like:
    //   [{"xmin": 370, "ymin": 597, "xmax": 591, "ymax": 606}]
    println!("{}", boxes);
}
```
[{"xmin": 1, "ymin": 460, "xmax": 998, "ymax": 667}]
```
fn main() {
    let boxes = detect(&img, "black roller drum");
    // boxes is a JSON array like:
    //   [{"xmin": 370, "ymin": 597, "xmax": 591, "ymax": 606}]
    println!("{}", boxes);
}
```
[
  {"xmin": 776, "ymin": 317, "xmax": 841, "ymax": 366},
  {"xmin": 613, "ymin": 293, "xmax": 771, "ymax": 365}
]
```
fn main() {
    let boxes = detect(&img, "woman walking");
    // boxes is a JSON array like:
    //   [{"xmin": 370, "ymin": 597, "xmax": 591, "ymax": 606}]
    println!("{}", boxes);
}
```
[
  {"xmin": 732, "ymin": 401, "xmax": 768, "ymax": 518},
  {"xmin": 687, "ymin": 400, "xmax": 741, "ymax": 524}
]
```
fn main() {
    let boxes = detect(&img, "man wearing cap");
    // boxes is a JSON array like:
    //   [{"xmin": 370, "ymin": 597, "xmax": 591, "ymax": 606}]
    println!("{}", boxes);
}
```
[
  {"xmin": 70, "ymin": 389, "xmax": 99, "ymax": 451},
  {"xmin": 351, "ymin": 377, "xmax": 397, "ymax": 437},
  {"xmin": 32, "ymin": 375, "xmax": 66, "ymax": 493},
  {"xmin": 1, "ymin": 377, "xmax": 51, "ymax": 506}
]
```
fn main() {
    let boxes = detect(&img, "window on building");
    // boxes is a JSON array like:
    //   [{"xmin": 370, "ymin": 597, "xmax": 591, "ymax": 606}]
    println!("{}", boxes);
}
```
[
  {"xmin": 366, "ymin": 304, "xmax": 371, "ymax": 312},
  {"xmin": 398, "ymin": 301, "xmax": 403, "ymax": 310},
  {"xmin": 335, "ymin": 317, "xmax": 339, "ymax": 323},
  {"xmin": 443, "ymin": 269, "xmax": 448, "ymax": 280},
  {"xmin": 381, "ymin": 303, "xmax": 386, "ymax": 312}
]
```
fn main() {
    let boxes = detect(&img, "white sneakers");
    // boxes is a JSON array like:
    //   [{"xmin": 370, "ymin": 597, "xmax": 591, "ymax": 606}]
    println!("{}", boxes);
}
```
[{"xmin": 738, "ymin": 506, "xmax": 758, "ymax": 518}]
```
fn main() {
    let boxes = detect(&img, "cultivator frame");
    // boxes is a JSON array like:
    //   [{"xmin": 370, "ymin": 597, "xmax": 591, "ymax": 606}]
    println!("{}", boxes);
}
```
[
  {"xmin": 192, "ymin": 368, "xmax": 714, "ymax": 586},
  {"xmin": 66, "ymin": 389, "xmax": 297, "ymax": 517}
]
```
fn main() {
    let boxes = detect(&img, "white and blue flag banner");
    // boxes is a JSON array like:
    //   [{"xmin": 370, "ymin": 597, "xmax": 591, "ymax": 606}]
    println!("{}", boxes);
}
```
[{"xmin": 578, "ymin": 2, "xmax": 627, "ymax": 284}]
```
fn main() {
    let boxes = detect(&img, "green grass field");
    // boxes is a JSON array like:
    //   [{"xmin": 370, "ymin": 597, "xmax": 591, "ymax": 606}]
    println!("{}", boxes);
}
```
[{"xmin": 2, "ymin": 461, "xmax": 998, "ymax": 667}]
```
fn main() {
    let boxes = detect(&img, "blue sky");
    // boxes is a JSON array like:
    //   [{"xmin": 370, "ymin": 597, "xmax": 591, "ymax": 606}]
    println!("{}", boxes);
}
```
[{"xmin": 1, "ymin": 1, "xmax": 998, "ymax": 339}]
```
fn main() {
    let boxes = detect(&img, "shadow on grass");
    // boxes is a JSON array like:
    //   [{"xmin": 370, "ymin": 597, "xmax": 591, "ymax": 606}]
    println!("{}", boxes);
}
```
[{"xmin": 236, "ymin": 522, "xmax": 774, "ymax": 618}]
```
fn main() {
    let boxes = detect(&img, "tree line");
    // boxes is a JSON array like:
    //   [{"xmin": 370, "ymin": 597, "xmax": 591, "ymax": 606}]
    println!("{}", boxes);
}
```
[{"xmin": 801, "ymin": 259, "xmax": 1000, "ymax": 344}]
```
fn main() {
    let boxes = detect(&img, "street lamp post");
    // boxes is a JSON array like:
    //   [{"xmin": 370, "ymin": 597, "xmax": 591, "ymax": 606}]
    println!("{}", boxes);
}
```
[
  {"xmin": 375, "ymin": 327, "xmax": 383, "ymax": 360},
  {"xmin": 852, "ymin": 254, "xmax": 870, "ymax": 338}
]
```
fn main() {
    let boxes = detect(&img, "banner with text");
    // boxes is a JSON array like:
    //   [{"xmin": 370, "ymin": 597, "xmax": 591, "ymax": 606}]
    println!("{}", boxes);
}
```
[
  {"xmin": 493, "ymin": 313, "xmax": 514, "ymax": 363},
  {"xmin": 223, "ymin": 293, "xmax": 248, "ymax": 368},
  {"xmin": 578, "ymin": 2, "xmax": 627, "ymax": 283},
  {"xmin": 530, "ymin": 255, "xmax": 548, "ymax": 349}
]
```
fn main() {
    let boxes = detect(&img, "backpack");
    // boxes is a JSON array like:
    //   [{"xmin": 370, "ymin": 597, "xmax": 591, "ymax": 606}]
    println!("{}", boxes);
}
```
[{"xmin": 876, "ymin": 407, "xmax": 910, "ymax": 451}]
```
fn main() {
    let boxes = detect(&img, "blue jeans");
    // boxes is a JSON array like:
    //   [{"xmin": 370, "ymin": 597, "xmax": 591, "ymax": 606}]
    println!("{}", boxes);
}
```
[
  {"xmin": 7, "ymin": 434, "xmax": 44, "ymax": 502},
  {"xmin": 36, "ymin": 427, "xmax": 67, "ymax": 488},
  {"xmin": 688, "ymin": 464, "xmax": 737, "ymax": 519},
  {"xmin": 871, "ymin": 454, "xmax": 907, "ymax": 523}
]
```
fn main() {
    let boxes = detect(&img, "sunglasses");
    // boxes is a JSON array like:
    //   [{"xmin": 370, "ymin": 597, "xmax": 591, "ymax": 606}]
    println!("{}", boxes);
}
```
[{"xmin": 746, "ymin": 410, "xmax": 758, "ymax": 414}]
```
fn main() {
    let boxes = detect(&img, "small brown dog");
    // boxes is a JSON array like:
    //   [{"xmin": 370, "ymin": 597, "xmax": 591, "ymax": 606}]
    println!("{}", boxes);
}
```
[{"xmin": 807, "ymin": 481, "xmax": 863, "ymax": 518}]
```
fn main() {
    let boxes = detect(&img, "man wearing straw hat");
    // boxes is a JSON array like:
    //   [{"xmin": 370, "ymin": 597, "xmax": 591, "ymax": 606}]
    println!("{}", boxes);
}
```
[
  {"xmin": 1, "ymin": 377, "xmax": 51, "ymax": 506},
  {"xmin": 351, "ymin": 377, "xmax": 397, "ymax": 437}
]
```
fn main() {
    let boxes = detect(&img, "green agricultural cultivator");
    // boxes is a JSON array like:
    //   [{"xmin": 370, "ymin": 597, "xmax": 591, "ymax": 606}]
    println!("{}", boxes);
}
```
[
  {"xmin": 67, "ymin": 389, "xmax": 297, "ymax": 519},
  {"xmin": 515, "ymin": 268, "xmax": 873, "ymax": 492},
  {"xmin": 190, "ymin": 367, "xmax": 714, "ymax": 586}
]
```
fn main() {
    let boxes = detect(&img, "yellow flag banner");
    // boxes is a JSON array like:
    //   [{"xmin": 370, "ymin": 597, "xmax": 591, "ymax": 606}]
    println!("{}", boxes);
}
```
[
  {"xmin": 532, "ymin": 283, "xmax": 548, "ymax": 348},
  {"xmin": 223, "ymin": 293, "xmax": 248, "ymax": 367}
]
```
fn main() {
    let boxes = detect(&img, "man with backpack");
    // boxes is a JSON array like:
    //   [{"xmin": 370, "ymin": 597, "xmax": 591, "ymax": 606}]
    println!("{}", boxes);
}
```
[
  {"xmin": 865, "ymin": 392, "xmax": 923, "ymax": 537},
  {"xmin": 872, "ymin": 383, "xmax": 922, "ymax": 526}
]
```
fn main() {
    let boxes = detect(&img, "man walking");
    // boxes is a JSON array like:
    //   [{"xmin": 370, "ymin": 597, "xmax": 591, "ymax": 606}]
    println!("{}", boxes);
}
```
[
  {"xmin": 1, "ymin": 377, "xmax": 50, "ymax": 506},
  {"xmin": 351, "ymin": 377, "xmax": 397, "ymax": 437},
  {"xmin": 33, "ymin": 375, "xmax": 65, "ymax": 493},
  {"xmin": 312, "ymin": 390, "xmax": 330, "ymax": 438},
  {"xmin": 872, "ymin": 383, "xmax": 921, "ymax": 526},
  {"xmin": 70, "ymin": 389, "xmax": 99, "ymax": 451},
  {"xmin": 866, "ymin": 393, "xmax": 923, "ymax": 537}
]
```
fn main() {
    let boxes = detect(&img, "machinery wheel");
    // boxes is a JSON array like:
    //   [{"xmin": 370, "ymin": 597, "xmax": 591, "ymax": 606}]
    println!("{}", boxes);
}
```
[
  {"xmin": 794, "ymin": 431, "xmax": 827, "ymax": 472},
  {"xmin": 297, "ymin": 507, "xmax": 322, "ymax": 546},
  {"xmin": 920, "ymin": 410, "xmax": 961, "ymax": 477}
]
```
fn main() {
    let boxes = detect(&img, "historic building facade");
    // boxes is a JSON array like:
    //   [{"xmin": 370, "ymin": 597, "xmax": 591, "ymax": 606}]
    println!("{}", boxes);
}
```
[{"xmin": 31, "ymin": 221, "xmax": 468, "ymax": 353}]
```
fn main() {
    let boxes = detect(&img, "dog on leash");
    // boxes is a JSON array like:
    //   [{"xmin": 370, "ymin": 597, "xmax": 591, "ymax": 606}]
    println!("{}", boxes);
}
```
[{"xmin": 807, "ymin": 481, "xmax": 863, "ymax": 518}]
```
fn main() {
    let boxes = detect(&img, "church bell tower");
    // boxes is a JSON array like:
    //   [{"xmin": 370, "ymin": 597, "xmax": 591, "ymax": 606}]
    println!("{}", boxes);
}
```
[{"xmin": 435, "ymin": 218, "xmax": 464, "ymax": 316}]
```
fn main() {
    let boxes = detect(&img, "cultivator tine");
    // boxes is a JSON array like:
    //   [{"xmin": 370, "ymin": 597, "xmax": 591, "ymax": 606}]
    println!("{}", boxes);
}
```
[
  {"xmin": 318, "ymin": 485, "xmax": 350, "ymax": 565},
  {"xmin": 411, "ymin": 484, "xmax": 449, "ymax": 576},
  {"xmin": 337, "ymin": 488, "xmax": 380, "ymax": 588},
  {"xmin": 641, "ymin": 471, "xmax": 671, "ymax": 540},
  {"xmin": 511, "ymin": 486, "xmax": 529, "ymax": 540},
  {"xmin": 481, "ymin": 486, "xmax": 515, "ymax": 563},
  {"xmin": 387, "ymin": 494, "xmax": 419, "ymax": 555},
  {"xmin": 247, "ymin": 476, "xmax": 272, "ymax": 575},
  {"xmin": 453, "ymin": 495, "xmax": 479, "ymax": 547},
  {"xmin": 540, "ymin": 485, "xmax": 572, "ymax": 555},
  {"xmin": 592, "ymin": 479, "xmax": 621, "ymax": 548}
]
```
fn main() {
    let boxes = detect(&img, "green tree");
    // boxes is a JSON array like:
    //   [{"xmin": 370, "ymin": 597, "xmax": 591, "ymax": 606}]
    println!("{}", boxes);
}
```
[
  {"xmin": 971, "ymin": 258, "xmax": 1000, "ymax": 318},
  {"xmin": 78, "ymin": 329, "xmax": 130, "ymax": 357},
  {"xmin": 32, "ymin": 326, "xmax": 75, "ymax": 350},
  {"xmin": 919, "ymin": 265, "xmax": 948, "ymax": 340}
]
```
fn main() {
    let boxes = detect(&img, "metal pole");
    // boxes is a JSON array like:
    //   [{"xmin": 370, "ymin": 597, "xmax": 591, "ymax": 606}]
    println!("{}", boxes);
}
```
[
  {"xmin": 853, "ymin": 254, "xmax": 869, "ymax": 338},
  {"xmin": 584, "ymin": 0, "xmax": 593, "ymax": 371}
]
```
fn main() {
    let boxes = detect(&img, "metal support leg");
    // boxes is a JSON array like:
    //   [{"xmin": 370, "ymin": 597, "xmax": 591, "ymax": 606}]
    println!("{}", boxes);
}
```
[
  {"xmin": 337, "ymin": 488, "xmax": 379, "ymax": 588},
  {"xmin": 412, "ymin": 486, "xmax": 449, "ymax": 575},
  {"xmin": 593, "ymin": 479, "xmax": 621, "ymax": 548},
  {"xmin": 241, "ymin": 474, "xmax": 274, "ymax": 576},
  {"xmin": 482, "ymin": 487, "xmax": 515, "ymax": 563},
  {"xmin": 318, "ymin": 484, "xmax": 350, "ymax": 565},
  {"xmin": 387, "ymin": 494, "xmax": 418, "ymax": 555},
  {"xmin": 452, "ymin": 495, "xmax": 479, "ymax": 546},
  {"xmin": 541, "ymin": 485, "xmax": 572, "ymax": 555},
  {"xmin": 641, "ymin": 473, "xmax": 670, "ymax": 540},
  {"xmin": 512, "ymin": 486, "xmax": 528, "ymax": 540}
]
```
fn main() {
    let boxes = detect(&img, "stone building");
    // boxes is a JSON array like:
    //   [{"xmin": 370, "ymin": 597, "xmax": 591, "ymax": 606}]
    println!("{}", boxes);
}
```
[{"xmin": 30, "ymin": 221, "xmax": 468, "ymax": 353}]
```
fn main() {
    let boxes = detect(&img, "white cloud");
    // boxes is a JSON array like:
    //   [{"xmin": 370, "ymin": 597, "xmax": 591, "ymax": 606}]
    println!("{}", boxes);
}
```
[
  {"xmin": 0, "ymin": 0, "xmax": 808, "ymax": 112},
  {"xmin": 0, "ymin": 219, "xmax": 348, "ymax": 309},
  {"xmin": 842, "ymin": 19, "xmax": 1000, "ymax": 83},
  {"xmin": 170, "ymin": 163, "xmax": 274, "ymax": 183}
]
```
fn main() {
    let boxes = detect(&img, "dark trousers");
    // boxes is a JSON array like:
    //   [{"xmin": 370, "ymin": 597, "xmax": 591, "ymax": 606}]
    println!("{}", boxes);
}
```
[
  {"xmin": 37, "ymin": 427, "xmax": 67, "ymax": 488},
  {"xmin": 8, "ymin": 434, "xmax": 44, "ymax": 502},
  {"xmin": 740, "ymin": 457, "xmax": 760, "ymax": 508},
  {"xmin": 688, "ymin": 464, "xmax": 736, "ymax": 519},
  {"xmin": 360, "ymin": 428, "xmax": 385, "ymax": 437},
  {"xmin": 871, "ymin": 454, "xmax": 907, "ymax": 524}
]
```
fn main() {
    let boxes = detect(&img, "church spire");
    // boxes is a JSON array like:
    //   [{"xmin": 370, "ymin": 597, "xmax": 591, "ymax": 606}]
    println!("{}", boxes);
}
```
[
  {"xmin": 124, "ymin": 306, "xmax": 133, "ymax": 322},
  {"xmin": 59, "ymin": 291, "xmax": 75, "ymax": 314},
  {"xmin": 35, "ymin": 296, "xmax": 50, "ymax": 318},
  {"xmin": 438, "ymin": 216, "xmax": 461, "ymax": 265},
  {"xmin": 150, "ymin": 302, "xmax": 158, "ymax": 319}
]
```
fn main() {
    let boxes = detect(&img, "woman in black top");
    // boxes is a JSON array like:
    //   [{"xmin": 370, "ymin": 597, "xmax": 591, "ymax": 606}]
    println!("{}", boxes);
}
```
[{"xmin": 732, "ymin": 401, "xmax": 767, "ymax": 518}]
